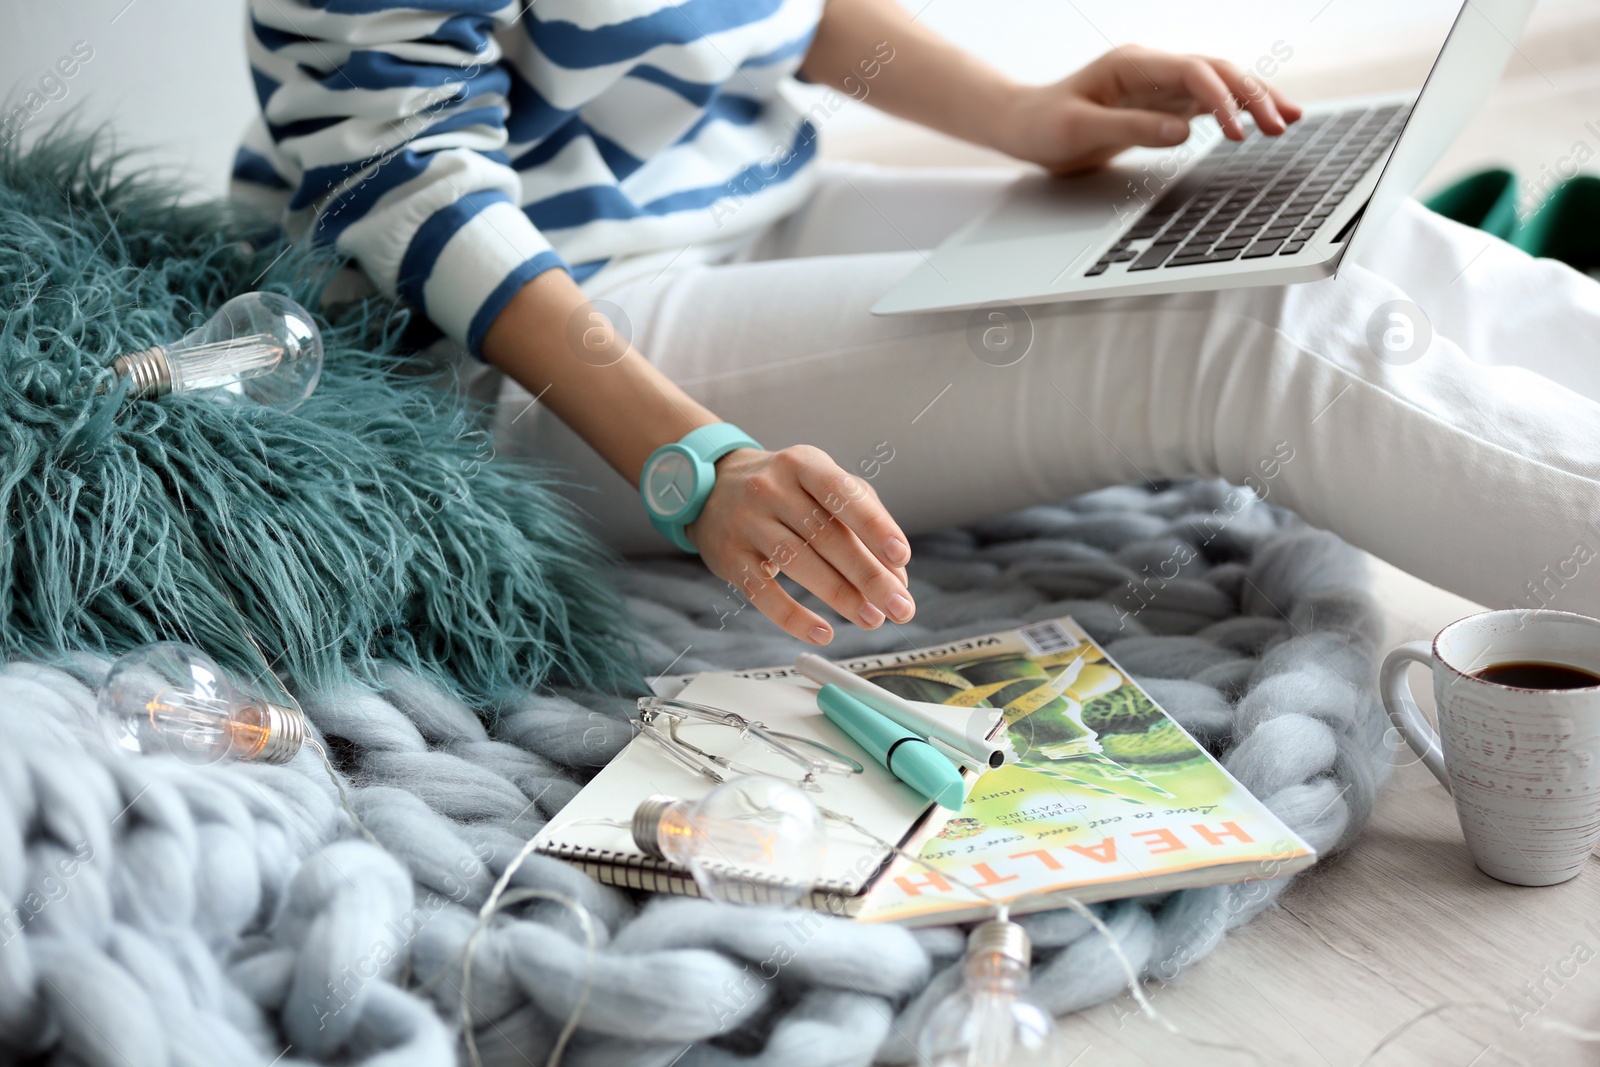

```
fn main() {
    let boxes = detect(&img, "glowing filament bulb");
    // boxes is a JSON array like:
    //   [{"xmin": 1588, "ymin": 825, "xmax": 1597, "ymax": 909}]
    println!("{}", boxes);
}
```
[
  {"xmin": 632, "ymin": 776, "xmax": 825, "ymax": 906},
  {"xmin": 99, "ymin": 641, "xmax": 303, "ymax": 765},
  {"xmin": 111, "ymin": 291, "xmax": 323, "ymax": 411}
]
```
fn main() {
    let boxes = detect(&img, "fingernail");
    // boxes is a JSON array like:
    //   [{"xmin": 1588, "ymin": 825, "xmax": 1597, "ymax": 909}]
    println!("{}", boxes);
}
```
[
  {"xmin": 859, "ymin": 603, "xmax": 885, "ymax": 627},
  {"xmin": 809, "ymin": 625, "xmax": 833, "ymax": 644},
  {"xmin": 883, "ymin": 538, "xmax": 910, "ymax": 565},
  {"xmin": 887, "ymin": 593, "xmax": 914, "ymax": 622},
  {"xmin": 1161, "ymin": 117, "xmax": 1188, "ymax": 143}
]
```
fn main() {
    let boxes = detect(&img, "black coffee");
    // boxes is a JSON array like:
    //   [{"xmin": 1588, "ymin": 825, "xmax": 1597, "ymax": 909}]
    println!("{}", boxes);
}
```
[{"xmin": 1472, "ymin": 661, "xmax": 1600, "ymax": 690}]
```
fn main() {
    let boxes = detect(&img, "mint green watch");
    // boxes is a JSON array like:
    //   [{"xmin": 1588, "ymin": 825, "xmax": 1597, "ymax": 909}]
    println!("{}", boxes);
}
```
[{"xmin": 640, "ymin": 423, "xmax": 762, "ymax": 553}]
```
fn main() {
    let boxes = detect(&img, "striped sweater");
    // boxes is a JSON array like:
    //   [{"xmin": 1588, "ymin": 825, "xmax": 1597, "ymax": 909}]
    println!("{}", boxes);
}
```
[{"xmin": 233, "ymin": 0, "xmax": 825, "ymax": 357}]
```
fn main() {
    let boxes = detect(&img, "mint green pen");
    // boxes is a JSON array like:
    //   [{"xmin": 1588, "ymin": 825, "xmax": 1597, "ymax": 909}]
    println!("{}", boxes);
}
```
[{"xmin": 817, "ymin": 684, "xmax": 967, "ymax": 810}]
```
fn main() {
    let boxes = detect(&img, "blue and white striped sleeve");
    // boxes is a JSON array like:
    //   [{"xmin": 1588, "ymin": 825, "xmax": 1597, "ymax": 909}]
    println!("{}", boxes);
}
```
[{"xmin": 246, "ymin": 0, "xmax": 562, "ymax": 358}]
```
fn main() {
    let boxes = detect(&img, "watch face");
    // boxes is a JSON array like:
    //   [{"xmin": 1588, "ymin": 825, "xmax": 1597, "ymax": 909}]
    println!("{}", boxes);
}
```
[{"xmin": 643, "ymin": 447, "xmax": 699, "ymax": 520}]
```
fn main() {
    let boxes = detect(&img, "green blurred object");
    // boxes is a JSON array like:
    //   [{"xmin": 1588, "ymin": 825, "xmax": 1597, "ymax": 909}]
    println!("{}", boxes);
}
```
[
  {"xmin": 1513, "ymin": 174, "xmax": 1600, "ymax": 275},
  {"xmin": 1423, "ymin": 167, "xmax": 1521, "ymax": 241},
  {"xmin": 1425, "ymin": 168, "xmax": 1600, "ymax": 276}
]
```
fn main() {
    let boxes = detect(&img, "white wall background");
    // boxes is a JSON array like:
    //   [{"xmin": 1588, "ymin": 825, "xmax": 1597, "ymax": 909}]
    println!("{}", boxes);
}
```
[
  {"xmin": 0, "ymin": 0, "xmax": 1594, "ymax": 198},
  {"xmin": 2, "ymin": 0, "xmax": 256, "ymax": 193}
]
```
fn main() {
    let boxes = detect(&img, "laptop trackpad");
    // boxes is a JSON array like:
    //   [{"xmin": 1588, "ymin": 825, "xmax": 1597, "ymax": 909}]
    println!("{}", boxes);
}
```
[
  {"xmin": 873, "ymin": 171, "xmax": 1123, "ymax": 313},
  {"xmin": 970, "ymin": 173, "xmax": 1124, "ymax": 243}
]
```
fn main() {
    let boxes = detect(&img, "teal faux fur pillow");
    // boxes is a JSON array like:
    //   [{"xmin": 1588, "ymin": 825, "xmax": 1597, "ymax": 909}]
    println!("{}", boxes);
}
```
[{"xmin": 0, "ymin": 135, "xmax": 641, "ymax": 700}]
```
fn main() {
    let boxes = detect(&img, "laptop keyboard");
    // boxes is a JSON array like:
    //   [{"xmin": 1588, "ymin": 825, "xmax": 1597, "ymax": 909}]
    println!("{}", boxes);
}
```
[{"xmin": 1085, "ymin": 102, "xmax": 1411, "ymax": 276}]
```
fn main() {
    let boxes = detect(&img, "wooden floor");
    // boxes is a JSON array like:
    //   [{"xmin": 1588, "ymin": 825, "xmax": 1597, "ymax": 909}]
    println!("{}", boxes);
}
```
[{"xmin": 1053, "ymin": 560, "xmax": 1600, "ymax": 1066}]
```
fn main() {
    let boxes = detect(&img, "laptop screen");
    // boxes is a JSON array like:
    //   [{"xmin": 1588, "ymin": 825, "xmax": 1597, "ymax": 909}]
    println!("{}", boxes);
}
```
[{"xmin": 1342, "ymin": 0, "xmax": 1538, "ymax": 265}]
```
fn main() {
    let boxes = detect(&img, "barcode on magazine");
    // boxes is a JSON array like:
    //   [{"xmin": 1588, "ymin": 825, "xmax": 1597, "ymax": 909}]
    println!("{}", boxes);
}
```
[{"xmin": 1020, "ymin": 621, "xmax": 1076, "ymax": 656}]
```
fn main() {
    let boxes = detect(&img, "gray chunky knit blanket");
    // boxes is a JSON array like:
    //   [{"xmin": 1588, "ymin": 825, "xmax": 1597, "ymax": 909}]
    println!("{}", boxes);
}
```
[{"xmin": 0, "ymin": 480, "xmax": 1387, "ymax": 1067}]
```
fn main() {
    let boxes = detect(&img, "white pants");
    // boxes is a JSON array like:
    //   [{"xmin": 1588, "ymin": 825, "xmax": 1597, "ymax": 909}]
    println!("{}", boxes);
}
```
[{"xmin": 489, "ymin": 163, "xmax": 1600, "ymax": 618}]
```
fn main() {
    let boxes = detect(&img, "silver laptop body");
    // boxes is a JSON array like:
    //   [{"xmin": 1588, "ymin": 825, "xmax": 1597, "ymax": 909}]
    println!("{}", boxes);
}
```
[{"xmin": 872, "ymin": 0, "xmax": 1537, "ymax": 316}]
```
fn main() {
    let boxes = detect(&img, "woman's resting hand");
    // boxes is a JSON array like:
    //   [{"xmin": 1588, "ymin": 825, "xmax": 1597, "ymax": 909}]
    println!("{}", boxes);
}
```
[{"xmin": 688, "ymin": 445, "xmax": 915, "ymax": 645}]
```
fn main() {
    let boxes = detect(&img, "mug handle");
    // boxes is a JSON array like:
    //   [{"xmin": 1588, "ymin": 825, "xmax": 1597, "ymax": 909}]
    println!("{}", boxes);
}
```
[{"xmin": 1380, "ymin": 641, "xmax": 1450, "ymax": 789}]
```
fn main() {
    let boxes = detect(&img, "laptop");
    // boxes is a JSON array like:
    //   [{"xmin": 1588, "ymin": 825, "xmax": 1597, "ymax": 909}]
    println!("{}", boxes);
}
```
[{"xmin": 872, "ymin": 0, "xmax": 1537, "ymax": 316}]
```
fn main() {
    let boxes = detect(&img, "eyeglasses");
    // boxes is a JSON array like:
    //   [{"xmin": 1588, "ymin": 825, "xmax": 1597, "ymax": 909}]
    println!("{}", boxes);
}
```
[{"xmin": 634, "ymin": 696, "xmax": 863, "ymax": 792}]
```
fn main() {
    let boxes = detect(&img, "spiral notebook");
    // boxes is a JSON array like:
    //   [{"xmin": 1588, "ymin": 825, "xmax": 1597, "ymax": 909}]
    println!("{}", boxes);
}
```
[
  {"xmin": 534, "ymin": 617, "xmax": 1314, "ymax": 924},
  {"xmin": 532, "ymin": 671, "xmax": 952, "ymax": 913}
]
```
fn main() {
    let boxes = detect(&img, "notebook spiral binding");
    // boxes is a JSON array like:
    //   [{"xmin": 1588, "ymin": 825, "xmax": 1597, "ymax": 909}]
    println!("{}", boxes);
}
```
[{"xmin": 536, "ymin": 840, "xmax": 866, "ymax": 916}]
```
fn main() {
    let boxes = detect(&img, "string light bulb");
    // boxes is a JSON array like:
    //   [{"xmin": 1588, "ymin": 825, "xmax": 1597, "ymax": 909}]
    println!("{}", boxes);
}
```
[
  {"xmin": 111, "ymin": 291, "xmax": 323, "ymax": 411},
  {"xmin": 632, "ymin": 776, "xmax": 826, "ymax": 906},
  {"xmin": 98, "ymin": 641, "xmax": 305, "ymax": 765},
  {"xmin": 918, "ymin": 918, "xmax": 1062, "ymax": 1067}
]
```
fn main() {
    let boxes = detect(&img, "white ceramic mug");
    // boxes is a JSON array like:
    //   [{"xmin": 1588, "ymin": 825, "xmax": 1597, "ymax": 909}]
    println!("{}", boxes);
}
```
[{"xmin": 1382, "ymin": 609, "xmax": 1600, "ymax": 886}]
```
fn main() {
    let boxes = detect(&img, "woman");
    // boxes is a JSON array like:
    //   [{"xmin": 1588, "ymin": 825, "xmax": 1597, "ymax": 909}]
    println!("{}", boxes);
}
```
[{"xmin": 234, "ymin": 0, "xmax": 1600, "ymax": 643}]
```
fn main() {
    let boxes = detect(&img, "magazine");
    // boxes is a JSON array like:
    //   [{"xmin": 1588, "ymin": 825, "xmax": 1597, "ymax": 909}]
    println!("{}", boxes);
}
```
[{"xmin": 646, "ymin": 615, "xmax": 1315, "ymax": 925}]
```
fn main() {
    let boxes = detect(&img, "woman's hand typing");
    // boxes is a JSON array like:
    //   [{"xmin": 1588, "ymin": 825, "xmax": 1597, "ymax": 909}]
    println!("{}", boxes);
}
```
[{"xmin": 995, "ymin": 46, "xmax": 1303, "ymax": 175}]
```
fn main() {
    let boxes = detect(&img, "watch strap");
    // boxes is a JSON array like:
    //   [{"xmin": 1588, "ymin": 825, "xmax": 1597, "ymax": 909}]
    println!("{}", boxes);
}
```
[
  {"xmin": 679, "ymin": 423, "xmax": 762, "ymax": 465},
  {"xmin": 648, "ymin": 512, "xmax": 698, "ymax": 553}
]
